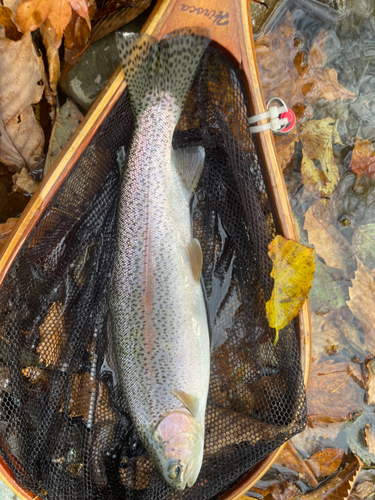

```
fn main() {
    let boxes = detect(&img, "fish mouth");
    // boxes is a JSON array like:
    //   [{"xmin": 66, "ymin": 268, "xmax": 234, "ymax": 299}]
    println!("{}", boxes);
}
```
[{"xmin": 183, "ymin": 456, "xmax": 198, "ymax": 489}]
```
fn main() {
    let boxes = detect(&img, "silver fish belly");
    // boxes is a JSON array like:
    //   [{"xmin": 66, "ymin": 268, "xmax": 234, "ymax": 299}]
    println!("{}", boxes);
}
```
[{"xmin": 110, "ymin": 30, "xmax": 211, "ymax": 490}]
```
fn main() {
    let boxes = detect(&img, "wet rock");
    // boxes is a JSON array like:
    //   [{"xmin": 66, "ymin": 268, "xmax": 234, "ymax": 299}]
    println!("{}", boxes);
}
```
[{"xmin": 59, "ymin": 12, "xmax": 149, "ymax": 112}]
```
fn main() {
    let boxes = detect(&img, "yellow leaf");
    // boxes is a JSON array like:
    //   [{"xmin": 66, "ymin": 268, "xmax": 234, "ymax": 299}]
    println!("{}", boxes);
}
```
[
  {"xmin": 300, "ymin": 118, "xmax": 341, "ymax": 197},
  {"xmin": 266, "ymin": 235, "xmax": 315, "ymax": 345}
]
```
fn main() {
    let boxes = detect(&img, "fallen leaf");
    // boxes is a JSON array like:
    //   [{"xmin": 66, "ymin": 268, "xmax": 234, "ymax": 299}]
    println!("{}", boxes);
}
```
[
  {"xmin": 353, "ymin": 479, "xmax": 375, "ymax": 498},
  {"xmin": 308, "ymin": 261, "xmax": 347, "ymax": 315},
  {"xmin": 0, "ymin": 218, "xmax": 17, "ymax": 254},
  {"xmin": 307, "ymin": 360, "xmax": 366, "ymax": 421},
  {"xmin": 347, "ymin": 258, "xmax": 375, "ymax": 346},
  {"xmin": 300, "ymin": 454, "xmax": 363, "ymax": 500},
  {"xmin": 0, "ymin": 6, "xmax": 22, "ymax": 40},
  {"xmin": 306, "ymin": 447, "xmax": 345, "ymax": 478},
  {"xmin": 44, "ymin": 98, "xmax": 84, "ymax": 175},
  {"xmin": 266, "ymin": 235, "xmax": 315, "ymax": 344},
  {"xmin": 349, "ymin": 138, "xmax": 375, "ymax": 182},
  {"xmin": 304, "ymin": 199, "xmax": 354, "ymax": 270},
  {"xmin": 352, "ymin": 224, "xmax": 375, "ymax": 271},
  {"xmin": 16, "ymin": 0, "xmax": 91, "ymax": 45},
  {"xmin": 0, "ymin": 34, "xmax": 45, "ymax": 171},
  {"xmin": 63, "ymin": 0, "xmax": 96, "ymax": 66},
  {"xmin": 274, "ymin": 132, "xmax": 299, "ymax": 172},
  {"xmin": 39, "ymin": 19, "xmax": 59, "ymax": 100},
  {"xmin": 300, "ymin": 118, "xmax": 341, "ymax": 197},
  {"xmin": 274, "ymin": 440, "xmax": 318, "ymax": 488},
  {"xmin": 252, "ymin": 480, "xmax": 301, "ymax": 500},
  {"xmin": 255, "ymin": 13, "xmax": 355, "ymax": 125},
  {"xmin": 12, "ymin": 167, "xmax": 38, "ymax": 194},
  {"xmin": 310, "ymin": 313, "xmax": 342, "ymax": 362},
  {"xmin": 332, "ymin": 314, "xmax": 365, "ymax": 357}
]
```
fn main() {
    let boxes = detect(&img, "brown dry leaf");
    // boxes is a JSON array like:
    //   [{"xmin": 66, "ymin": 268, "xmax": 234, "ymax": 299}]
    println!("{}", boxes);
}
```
[
  {"xmin": 347, "ymin": 258, "xmax": 375, "ymax": 348},
  {"xmin": 90, "ymin": 0, "xmax": 150, "ymax": 44},
  {"xmin": 63, "ymin": 0, "xmax": 96, "ymax": 66},
  {"xmin": 353, "ymin": 479, "xmax": 375, "ymax": 498},
  {"xmin": 306, "ymin": 447, "xmax": 345, "ymax": 478},
  {"xmin": 16, "ymin": 0, "xmax": 91, "ymax": 45},
  {"xmin": 304, "ymin": 199, "xmax": 353, "ymax": 270},
  {"xmin": 0, "ymin": 218, "xmax": 17, "ymax": 254},
  {"xmin": 300, "ymin": 455, "xmax": 363, "ymax": 500},
  {"xmin": 12, "ymin": 167, "xmax": 38, "ymax": 194},
  {"xmin": 255, "ymin": 12, "xmax": 355, "ymax": 124},
  {"xmin": 0, "ymin": 6, "xmax": 22, "ymax": 40},
  {"xmin": 349, "ymin": 138, "xmax": 375, "ymax": 181},
  {"xmin": 39, "ymin": 19, "xmax": 60, "ymax": 99},
  {"xmin": 274, "ymin": 440, "xmax": 318, "ymax": 488},
  {"xmin": 307, "ymin": 360, "xmax": 366, "ymax": 421},
  {"xmin": 300, "ymin": 118, "xmax": 341, "ymax": 197},
  {"xmin": 38, "ymin": 302, "xmax": 67, "ymax": 367},
  {"xmin": 274, "ymin": 132, "xmax": 299, "ymax": 171},
  {"xmin": 252, "ymin": 480, "xmax": 301, "ymax": 500},
  {"xmin": 0, "ymin": 34, "xmax": 45, "ymax": 171}
]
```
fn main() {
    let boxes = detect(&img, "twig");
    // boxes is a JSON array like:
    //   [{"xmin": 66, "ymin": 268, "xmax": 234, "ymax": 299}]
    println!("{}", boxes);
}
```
[{"xmin": 330, "ymin": 368, "xmax": 354, "ymax": 393}]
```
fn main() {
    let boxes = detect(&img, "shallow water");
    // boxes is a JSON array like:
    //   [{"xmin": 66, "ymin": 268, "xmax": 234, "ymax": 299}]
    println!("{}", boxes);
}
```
[{"xmin": 250, "ymin": 0, "xmax": 375, "ymax": 498}]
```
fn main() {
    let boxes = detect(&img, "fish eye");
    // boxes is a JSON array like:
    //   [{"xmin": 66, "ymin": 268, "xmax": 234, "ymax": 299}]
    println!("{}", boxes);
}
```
[{"xmin": 168, "ymin": 463, "xmax": 181, "ymax": 480}]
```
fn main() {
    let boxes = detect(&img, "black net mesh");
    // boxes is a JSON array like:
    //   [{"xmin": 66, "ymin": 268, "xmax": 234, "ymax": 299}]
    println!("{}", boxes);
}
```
[{"xmin": 0, "ymin": 46, "xmax": 306, "ymax": 500}]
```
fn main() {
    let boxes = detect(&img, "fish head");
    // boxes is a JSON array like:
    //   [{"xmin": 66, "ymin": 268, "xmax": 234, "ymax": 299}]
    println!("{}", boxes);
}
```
[{"xmin": 152, "ymin": 409, "xmax": 203, "ymax": 490}]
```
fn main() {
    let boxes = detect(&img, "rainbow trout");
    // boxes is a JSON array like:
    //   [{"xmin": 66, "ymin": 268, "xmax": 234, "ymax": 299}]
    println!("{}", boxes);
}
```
[{"xmin": 109, "ymin": 29, "xmax": 211, "ymax": 490}]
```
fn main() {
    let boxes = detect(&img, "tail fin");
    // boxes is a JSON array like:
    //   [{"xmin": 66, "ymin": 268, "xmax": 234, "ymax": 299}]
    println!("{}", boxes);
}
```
[{"xmin": 116, "ymin": 28, "xmax": 210, "ymax": 116}]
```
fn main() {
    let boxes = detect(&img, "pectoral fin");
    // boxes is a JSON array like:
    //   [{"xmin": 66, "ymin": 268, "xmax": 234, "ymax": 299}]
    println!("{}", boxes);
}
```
[
  {"xmin": 186, "ymin": 238, "xmax": 203, "ymax": 283},
  {"xmin": 172, "ymin": 146, "xmax": 205, "ymax": 198},
  {"xmin": 171, "ymin": 390, "xmax": 199, "ymax": 416}
]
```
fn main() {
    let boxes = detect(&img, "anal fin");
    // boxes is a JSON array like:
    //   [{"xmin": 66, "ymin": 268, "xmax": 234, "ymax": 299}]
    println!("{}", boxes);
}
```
[{"xmin": 186, "ymin": 238, "xmax": 203, "ymax": 283}]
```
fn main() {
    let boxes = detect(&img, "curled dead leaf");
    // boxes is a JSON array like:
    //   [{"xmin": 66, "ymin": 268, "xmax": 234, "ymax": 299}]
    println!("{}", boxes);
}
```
[
  {"xmin": 12, "ymin": 167, "xmax": 39, "ymax": 194},
  {"xmin": 39, "ymin": 19, "xmax": 60, "ymax": 99}
]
